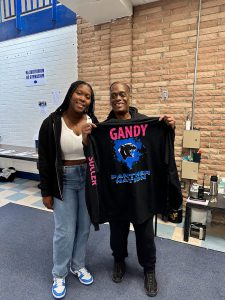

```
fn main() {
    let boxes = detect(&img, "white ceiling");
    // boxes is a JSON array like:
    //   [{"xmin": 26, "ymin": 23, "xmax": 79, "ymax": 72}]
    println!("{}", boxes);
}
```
[
  {"xmin": 131, "ymin": 0, "xmax": 159, "ymax": 5},
  {"xmin": 60, "ymin": 0, "xmax": 159, "ymax": 25}
]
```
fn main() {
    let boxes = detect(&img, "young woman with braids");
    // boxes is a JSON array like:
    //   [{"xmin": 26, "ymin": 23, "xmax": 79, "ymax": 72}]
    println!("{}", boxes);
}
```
[{"xmin": 38, "ymin": 81, "xmax": 98, "ymax": 299}]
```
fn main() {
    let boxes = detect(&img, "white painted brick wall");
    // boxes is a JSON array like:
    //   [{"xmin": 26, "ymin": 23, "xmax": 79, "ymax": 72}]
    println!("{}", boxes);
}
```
[{"xmin": 0, "ymin": 25, "xmax": 77, "ymax": 147}]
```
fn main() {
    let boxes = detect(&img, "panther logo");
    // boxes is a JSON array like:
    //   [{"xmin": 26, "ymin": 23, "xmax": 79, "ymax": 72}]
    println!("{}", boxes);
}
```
[{"xmin": 118, "ymin": 143, "xmax": 137, "ymax": 160}]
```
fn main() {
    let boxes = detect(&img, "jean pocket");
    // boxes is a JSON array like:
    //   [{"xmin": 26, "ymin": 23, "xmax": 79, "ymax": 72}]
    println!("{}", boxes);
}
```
[
  {"xmin": 63, "ymin": 165, "xmax": 76, "ymax": 175},
  {"xmin": 80, "ymin": 165, "xmax": 87, "ymax": 180}
]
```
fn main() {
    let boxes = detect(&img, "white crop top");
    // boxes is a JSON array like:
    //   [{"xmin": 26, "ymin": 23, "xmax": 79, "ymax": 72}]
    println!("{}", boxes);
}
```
[{"xmin": 60, "ymin": 116, "xmax": 92, "ymax": 160}]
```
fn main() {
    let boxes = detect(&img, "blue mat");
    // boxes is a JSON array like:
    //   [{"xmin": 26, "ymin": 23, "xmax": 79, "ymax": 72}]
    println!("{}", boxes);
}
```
[{"xmin": 0, "ymin": 203, "xmax": 225, "ymax": 300}]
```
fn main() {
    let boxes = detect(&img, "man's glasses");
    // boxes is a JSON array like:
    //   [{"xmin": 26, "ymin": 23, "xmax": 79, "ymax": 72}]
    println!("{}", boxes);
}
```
[{"xmin": 110, "ymin": 92, "xmax": 128, "ymax": 100}]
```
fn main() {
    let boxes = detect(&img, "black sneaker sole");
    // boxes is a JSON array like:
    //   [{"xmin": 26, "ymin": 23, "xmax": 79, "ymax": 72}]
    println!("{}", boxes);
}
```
[
  {"xmin": 145, "ymin": 288, "xmax": 158, "ymax": 297},
  {"xmin": 112, "ymin": 276, "xmax": 124, "ymax": 283}
]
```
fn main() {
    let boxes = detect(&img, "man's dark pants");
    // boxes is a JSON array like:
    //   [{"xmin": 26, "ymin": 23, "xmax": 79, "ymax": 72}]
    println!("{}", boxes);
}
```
[{"xmin": 109, "ymin": 216, "xmax": 156, "ymax": 272}]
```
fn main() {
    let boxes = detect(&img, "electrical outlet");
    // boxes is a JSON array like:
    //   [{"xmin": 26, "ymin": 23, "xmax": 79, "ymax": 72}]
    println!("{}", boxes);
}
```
[
  {"xmin": 180, "ymin": 181, "xmax": 186, "ymax": 189},
  {"xmin": 162, "ymin": 89, "xmax": 168, "ymax": 100}
]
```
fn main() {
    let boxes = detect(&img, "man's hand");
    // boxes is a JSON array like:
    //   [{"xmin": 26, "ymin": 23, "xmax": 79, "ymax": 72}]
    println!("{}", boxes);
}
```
[
  {"xmin": 81, "ymin": 123, "xmax": 97, "ymax": 145},
  {"xmin": 42, "ymin": 196, "xmax": 54, "ymax": 210},
  {"xmin": 159, "ymin": 115, "xmax": 175, "ymax": 129}
]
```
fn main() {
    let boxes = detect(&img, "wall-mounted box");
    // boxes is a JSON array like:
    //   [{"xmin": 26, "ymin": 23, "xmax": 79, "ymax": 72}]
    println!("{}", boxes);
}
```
[
  {"xmin": 181, "ymin": 161, "xmax": 198, "ymax": 180},
  {"xmin": 183, "ymin": 130, "xmax": 200, "ymax": 149}
]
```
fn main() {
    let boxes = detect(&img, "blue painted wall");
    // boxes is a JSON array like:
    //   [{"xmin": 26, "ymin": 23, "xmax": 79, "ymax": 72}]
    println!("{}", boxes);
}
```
[{"xmin": 0, "ymin": 5, "xmax": 77, "ymax": 42}]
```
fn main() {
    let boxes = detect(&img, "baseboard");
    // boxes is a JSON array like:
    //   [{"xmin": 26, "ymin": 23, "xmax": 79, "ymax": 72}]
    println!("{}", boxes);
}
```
[{"xmin": 16, "ymin": 171, "xmax": 40, "ymax": 181}]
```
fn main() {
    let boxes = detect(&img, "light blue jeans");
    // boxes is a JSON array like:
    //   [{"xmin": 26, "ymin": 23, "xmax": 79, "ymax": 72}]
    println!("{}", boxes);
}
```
[{"xmin": 52, "ymin": 164, "xmax": 91, "ymax": 278}]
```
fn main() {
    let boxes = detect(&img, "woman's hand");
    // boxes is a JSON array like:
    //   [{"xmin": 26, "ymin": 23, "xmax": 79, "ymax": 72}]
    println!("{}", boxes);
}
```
[
  {"xmin": 82, "ymin": 123, "xmax": 97, "ymax": 145},
  {"xmin": 159, "ymin": 115, "xmax": 176, "ymax": 129},
  {"xmin": 42, "ymin": 196, "xmax": 54, "ymax": 210}
]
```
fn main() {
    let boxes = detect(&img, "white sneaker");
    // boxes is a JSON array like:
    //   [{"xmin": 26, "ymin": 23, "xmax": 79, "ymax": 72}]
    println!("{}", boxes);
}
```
[
  {"xmin": 70, "ymin": 267, "xmax": 93, "ymax": 285},
  {"xmin": 52, "ymin": 277, "xmax": 66, "ymax": 299}
]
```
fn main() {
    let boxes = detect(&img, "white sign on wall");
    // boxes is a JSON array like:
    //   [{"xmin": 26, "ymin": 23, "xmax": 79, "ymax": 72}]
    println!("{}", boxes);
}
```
[
  {"xmin": 52, "ymin": 90, "xmax": 62, "ymax": 105},
  {"xmin": 25, "ymin": 68, "xmax": 46, "ymax": 86}
]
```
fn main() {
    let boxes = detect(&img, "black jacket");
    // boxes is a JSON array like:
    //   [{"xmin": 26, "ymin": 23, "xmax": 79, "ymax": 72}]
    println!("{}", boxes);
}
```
[
  {"xmin": 38, "ymin": 111, "xmax": 98, "ymax": 200},
  {"xmin": 85, "ymin": 107, "xmax": 183, "ymax": 227}
]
